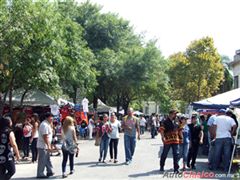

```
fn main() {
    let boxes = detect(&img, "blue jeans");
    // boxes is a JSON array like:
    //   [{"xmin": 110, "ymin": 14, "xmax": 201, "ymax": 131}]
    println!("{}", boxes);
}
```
[
  {"xmin": 23, "ymin": 137, "xmax": 30, "ymax": 157},
  {"xmin": 179, "ymin": 143, "xmax": 189, "ymax": 164},
  {"xmin": 140, "ymin": 126, "xmax": 145, "ymax": 135},
  {"xmin": 62, "ymin": 149, "xmax": 74, "ymax": 173},
  {"xmin": 151, "ymin": 126, "xmax": 156, "ymax": 138},
  {"xmin": 31, "ymin": 138, "xmax": 38, "ymax": 162},
  {"xmin": 213, "ymin": 137, "xmax": 232, "ymax": 172},
  {"xmin": 160, "ymin": 144, "xmax": 179, "ymax": 171},
  {"xmin": 99, "ymin": 134, "xmax": 110, "ymax": 161},
  {"xmin": 124, "ymin": 134, "xmax": 136, "ymax": 162}
]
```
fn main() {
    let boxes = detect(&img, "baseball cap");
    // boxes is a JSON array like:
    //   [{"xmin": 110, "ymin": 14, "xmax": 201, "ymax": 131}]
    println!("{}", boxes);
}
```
[{"xmin": 219, "ymin": 109, "xmax": 226, "ymax": 113}]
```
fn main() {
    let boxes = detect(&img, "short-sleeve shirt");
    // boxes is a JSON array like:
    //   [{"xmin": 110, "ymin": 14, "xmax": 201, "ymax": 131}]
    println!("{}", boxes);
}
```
[
  {"xmin": 37, "ymin": 120, "xmax": 53, "ymax": 149},
  {"xmin": 0, "ymin": 130, "xmax": 14, "ymax": 164},
  {"xmin": 213, "ymin": 115, "xmax": 236, "ymax": 139},
  {"xmin": 188, "ymin": 124, "xmax": 202, "ymax": 144},
  {"xmin": 123, "ymin": 116, "xmax": 139, "ymax": 137},
  {"xmin": 62, "ymin": 126, "xmax": 75, "ymax": 142},
  {"xmin": 109, "ymin": 120, "xmax": 121, "ymax": 139},
  {"xmin": 207, "ymin": 115, "xmax": 216, "ymax": 127},
  {"xmin": 160, "ymin": 118, "xmax": 181, "ymax": 144}
]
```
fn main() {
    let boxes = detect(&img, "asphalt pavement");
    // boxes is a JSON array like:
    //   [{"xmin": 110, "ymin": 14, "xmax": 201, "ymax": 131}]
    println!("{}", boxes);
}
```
[{"xmin": 12, "ymin": 132, "xmax": 230, "ymax": 180}]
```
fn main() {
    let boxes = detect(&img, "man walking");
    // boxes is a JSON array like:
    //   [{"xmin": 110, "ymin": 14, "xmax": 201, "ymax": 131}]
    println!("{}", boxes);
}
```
[
  {"xmin": 37, "ymin": 112, "xmax": 55, "ymax": 178},
  {"xmin": 122, "ymin": 107, "xmax": 140, "ymax": 165},
  {"xmin": 159, "ymin": 110, "xmax": 181, "ymax": 173},
  {"xmin": 212, "ymin": 110, "xmax": 237, "ymax": 172}
]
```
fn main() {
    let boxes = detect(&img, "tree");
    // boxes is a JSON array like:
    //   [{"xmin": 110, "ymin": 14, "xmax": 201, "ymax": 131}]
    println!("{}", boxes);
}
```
[
  {"xmin": 217, "ymin": 55, "xmax": 233, "ymax": 94},
  {"xmin": 0, "ymin": 0, "xmax": 63, "ymax": 114},
  {"xmin": 169, "ymin": 37, "xmax": 224, "ymax": 103}
]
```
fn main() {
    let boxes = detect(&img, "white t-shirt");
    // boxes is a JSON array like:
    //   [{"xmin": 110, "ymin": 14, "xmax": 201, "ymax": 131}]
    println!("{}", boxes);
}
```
[
  {"xmin": 50, "ymin": 104, "xmax": 59, "ymax": 116},
  {"xmin": 207, "ymin": 115, "xmax": 216, "ymax": 127},
  {"xmin": 88, "ymin": 118, "xmax": 94, "ymax": 128},
  {"xmin": 82, "ymin": 98, "xmax": 89, "ymax": 112},
  {"xmin": 109, "ymin": 120, "xmax": 121, "ymax": 139},
  {"xmin": 152, "ymin": 117, "xmax": 157, "ymax": 126},
  {"xmin": 37, "ymin": 120, "xmax": 53, "ymax": 149},
  {"xmin": 213, "ymin": 115, "xmax": 236, "ymax": 139},
  {"xmin": 140, "ymin": 117, "xmax": 146, "ymax": 126}
]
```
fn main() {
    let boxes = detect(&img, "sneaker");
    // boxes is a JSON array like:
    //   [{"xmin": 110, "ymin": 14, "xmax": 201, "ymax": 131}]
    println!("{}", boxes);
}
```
[
  {"xmin": 102, "ymin": 160, "xmax": 106, "ymax": 163},
  {"xmin": 125, "ymin": 160, "xmax": 131, "ymax": 165},
  {"xmin": 191, "ymin": 165, "xmax": 196, "ymax": 170},
  {"xmin": 109, "ymin": 159, "xmax": 113, "ymax": 162},
  {"xmin": 46, "ymin": 172, "xmax": 55, "ymax": 177},
  {"xmin": 62, "ymin": 174, "xmax": 68, "ymax": 178},
  {"xmin": 69, "ymin": 170, "xmax": 74, "ymax": 175},
  {"xmin": 174, "ymin": 170, "xmax": 180, "ymax": 174},
  {"xmin": 114, "ymin": 159, "xmax": 118, "ymax": 163},
  {"xmin": 160, "ymin": 167, "xmax": 164, "ymax": 172},
  {"xmin": 98, "ymin": 158, "xmax": 101, "ymax": 162}
]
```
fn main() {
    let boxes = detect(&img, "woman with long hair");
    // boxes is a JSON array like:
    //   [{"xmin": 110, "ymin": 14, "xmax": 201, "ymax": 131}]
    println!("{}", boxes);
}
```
[
  {"xmin": 179, "ymin": 115, "xmax": 191, "ymax": 171},
  {"xmin": 109, "ymin": 113, "xmax": 121, "ymax": 163},
  {"xmin": 98, "ymin": 114, "xmax": 111, "ymax": 163},
  {"xmin": 0, "ymin": 116, "xmax": 20, "ymax": 180},
  {"xmin": 61, "ymin": 116, "xmax": 79, "ymax": 178},
  {"xmin": 30, "ymin": 113, "xmax": 40, "ymax": 163},
  {"xmin": 22, "ymin": 117, "xmax": 32, "ymax": 160}
]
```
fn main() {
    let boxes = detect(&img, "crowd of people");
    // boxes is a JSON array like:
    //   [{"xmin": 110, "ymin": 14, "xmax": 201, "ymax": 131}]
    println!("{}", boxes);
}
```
[
  {"xmin": 0, "ymin": 107, "xmax": 239, "ymax": 179},
  {"xmin": 159, "ymin": 108, "xmax": 238, "ymax": 174}
]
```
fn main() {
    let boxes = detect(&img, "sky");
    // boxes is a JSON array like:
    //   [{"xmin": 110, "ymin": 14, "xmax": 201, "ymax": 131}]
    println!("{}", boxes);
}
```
[{"xmin": 78, "ymin": 0, "xmax": 240, "ymax": 59}]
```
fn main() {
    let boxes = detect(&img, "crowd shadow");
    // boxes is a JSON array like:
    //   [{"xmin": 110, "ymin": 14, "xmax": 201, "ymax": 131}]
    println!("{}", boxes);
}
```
[
  {"xmin": 89, "ymin": 162, "xmax": 126, "ymax": 168},
  {"xmin": 13, "ymin": 176, "xmax": 60, "ymax": 180},
  {"xmin": 75, "ymin": 161, "xmax": 97, "ymax": 166},
  {"xmin": 128, "ymin": 169, "xmax": 168, "ymax": 178}
]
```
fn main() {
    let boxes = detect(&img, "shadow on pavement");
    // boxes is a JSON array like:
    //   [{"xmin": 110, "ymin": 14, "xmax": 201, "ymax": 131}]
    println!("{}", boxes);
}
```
[
  {"xmin": 13, "ymin": 176, "xmax": 60, "ymax": 180},
  {"xmin": 89, "ymin": 162, "xmax": 125, "ymax": 167},
  {"xmin": 75, "ymin": 161, "xmax": 98, "ymax": 166},
  {"xmin": 128, "ymin": 169, "xmax": 161, "ymax": 178}
]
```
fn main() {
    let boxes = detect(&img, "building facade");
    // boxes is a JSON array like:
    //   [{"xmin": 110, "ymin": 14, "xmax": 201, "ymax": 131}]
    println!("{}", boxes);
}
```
[
  {"xmin": 142, "ymin": 101, "xmax": 160, "ymax": 115},
  {"xmin": 230, "ymin": 49, "xmax": 240, "ymax": 89}
]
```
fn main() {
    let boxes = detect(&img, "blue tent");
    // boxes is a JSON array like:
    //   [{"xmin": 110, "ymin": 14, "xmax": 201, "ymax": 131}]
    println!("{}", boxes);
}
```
[{"xmin": 192, "ymin": 88, "xmax": 240, "ymax": 109}]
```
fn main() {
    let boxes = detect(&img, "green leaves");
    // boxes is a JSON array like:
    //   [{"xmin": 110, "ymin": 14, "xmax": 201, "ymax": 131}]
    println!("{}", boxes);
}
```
[{"xmin": 169, "ymin": 36, "xmax": 224, "ymax": 104}]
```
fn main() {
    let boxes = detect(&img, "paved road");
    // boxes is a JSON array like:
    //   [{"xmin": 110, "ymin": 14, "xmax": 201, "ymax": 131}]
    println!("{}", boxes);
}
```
[{"xmin": 12, "ymin": 132, "xmax": 228, "ymax": 180}]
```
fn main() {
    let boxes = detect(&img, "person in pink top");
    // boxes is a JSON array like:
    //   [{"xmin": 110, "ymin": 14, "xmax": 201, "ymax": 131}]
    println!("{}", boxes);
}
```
[{"xmin": 98, "ymin": 114, "xmax": 111, "ymax": 163}]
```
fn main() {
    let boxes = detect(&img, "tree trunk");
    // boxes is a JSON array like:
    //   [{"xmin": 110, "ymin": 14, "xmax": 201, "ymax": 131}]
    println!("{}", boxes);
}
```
[
  {"xmin": 73, "ymin": 86, "xmax": 77, "ymax": 104},
  {"xmin": 116, "ymin": 94, "xmax": 120, "ymax": 113},
  {"xmin": 20, "ymin": 89, "xmax": 28, "ymax": 108},
  {"xmin": 0, "ymin": 91, "xmax": 8, "ymax": 116},
  {"xmin": 93, "ymin": 94, "xmax": 98, "ymax": 109},
  {"xmin": 197, "ymin": 77, "xmax": 201, "ymax": 100},
  {"xmin": 8, "ymin": 74, "xmax": 15, "ymax": 115}
]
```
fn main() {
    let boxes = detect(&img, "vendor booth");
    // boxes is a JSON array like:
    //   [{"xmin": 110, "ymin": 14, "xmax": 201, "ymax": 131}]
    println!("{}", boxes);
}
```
[{"xmin": 192, "ymin": 88, "xmax": 240, "ymax": 109}]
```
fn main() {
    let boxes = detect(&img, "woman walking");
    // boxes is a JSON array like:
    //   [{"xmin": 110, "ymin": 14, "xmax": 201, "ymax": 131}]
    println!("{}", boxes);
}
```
[
  {"xmin": 30, "ymin": 113, "xmax": 40, "ymax": 163},
  {"xmin": 187, "ymin": 114, "xmax": 203, "ymax": 170},
  {"xmin": 109, "ymin": 113, "xmax": 121, "ymax": 163},
  {"xmin": 0, "ymin": 116, "xmax": 20, "ymax": 180},
  {"xmin": 98, "ymin": 114, "xmax": 111, "ymax": 163},
  {"xmin": 22, "ymin": 117, "xmax": 32, "ymax": 160},
  {"xmin": 61, "ymin": 116, "xmax": 79, "ymax": 178},
  {"xmin": 179, "ymin": 115, "xmax": 191, "ymax": 171}
]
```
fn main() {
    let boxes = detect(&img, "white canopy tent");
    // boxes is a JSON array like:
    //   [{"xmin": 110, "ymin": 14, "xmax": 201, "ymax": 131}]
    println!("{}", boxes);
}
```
[
  {"xmin": 191, "ymin": 88, "xmax": 240, "ymax": 109},
  {"xmin": 89, "ymin": 99, "xmax": 116, "ymax": 113},
  {"xmin": 5, "ymin": 89, "xmax": 57, "ymax": 106}
]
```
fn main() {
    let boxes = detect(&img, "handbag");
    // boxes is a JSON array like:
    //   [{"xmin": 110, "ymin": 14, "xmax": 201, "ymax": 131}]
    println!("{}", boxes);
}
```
[
  {"xmin": 62, "ymin": 139, "xmax": 78, "ymax": 154},
  {"xmin": 95, "ymin": 136, "xmax": 101, "ymax": 146}
]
